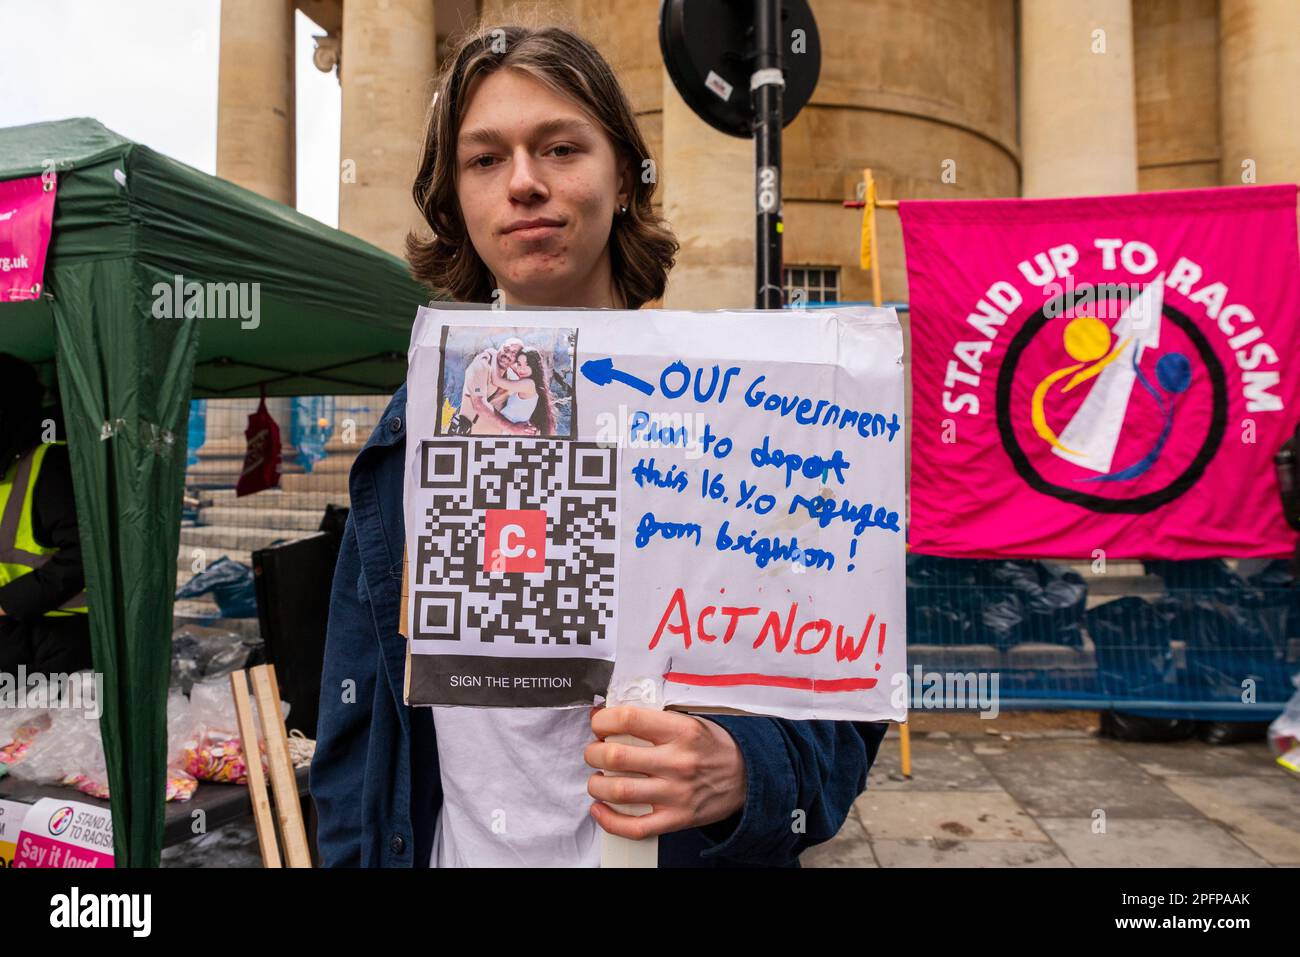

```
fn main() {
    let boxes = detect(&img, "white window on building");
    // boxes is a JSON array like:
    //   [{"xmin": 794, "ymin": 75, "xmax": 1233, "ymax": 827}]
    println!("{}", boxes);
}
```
[{"xmin": 783, "ymin": 266, "xmax": 840, "ymax": 305}]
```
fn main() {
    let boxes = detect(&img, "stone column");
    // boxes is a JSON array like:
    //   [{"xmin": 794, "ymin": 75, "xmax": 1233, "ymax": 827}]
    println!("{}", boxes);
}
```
[
  {"xmin": 660, "ymin": 70, "xmax": 754, "ymax": 309},
  {"xmin": 1020, "ymin": 0, "xmax": 1138, "ymax": 197},
  {"xmin": 216, "ymin": 0, "xmax": 296, "ymax": 205},
  {"xmin": 1219, "ymin": 0, "xmax": 1300, "ymax": 186},
  {"xmin": 1133, "ymin": 0, "xmax": 1220, "ymax": 191},
  {"xmin": 338, "ymin": 0, "xmax": 437, "ymax": 257}
]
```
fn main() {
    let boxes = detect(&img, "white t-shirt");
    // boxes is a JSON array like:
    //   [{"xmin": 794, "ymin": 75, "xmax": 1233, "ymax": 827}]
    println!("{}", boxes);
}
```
[{"xmin": 430, "ymin": 705, "xmax": 601, "ymax": 867}]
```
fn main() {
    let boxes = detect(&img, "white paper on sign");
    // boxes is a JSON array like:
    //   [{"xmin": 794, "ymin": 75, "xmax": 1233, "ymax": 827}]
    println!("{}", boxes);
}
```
[{"xmin": 402, "ymin": 306, "xmax": 908, "ymax": 722}]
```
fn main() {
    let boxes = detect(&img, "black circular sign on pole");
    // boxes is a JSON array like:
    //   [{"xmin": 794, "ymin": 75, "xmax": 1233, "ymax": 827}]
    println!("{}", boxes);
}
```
[
  {"xmin": 660, "ymin": 0, "xmax": 821, "ymax": 308},
  {"xmin": 659, "ymin": 0, "xmax": 821, "ymax": 137}
]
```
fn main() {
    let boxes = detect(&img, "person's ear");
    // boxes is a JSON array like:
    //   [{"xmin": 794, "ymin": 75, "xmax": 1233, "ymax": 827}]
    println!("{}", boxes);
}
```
[{"xmin": 615, "ymin": 155, "xmax": 633, "ymax": 210}]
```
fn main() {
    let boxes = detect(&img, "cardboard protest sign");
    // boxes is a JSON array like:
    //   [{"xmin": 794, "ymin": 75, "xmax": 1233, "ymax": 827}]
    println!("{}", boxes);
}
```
[
  {"xmin": 901, "ymin": 185, "xmax": 1300, "ymax": 558},
  {"xmin": 403, "ymin": 306, "xmax": 907, "ymax": 722}
]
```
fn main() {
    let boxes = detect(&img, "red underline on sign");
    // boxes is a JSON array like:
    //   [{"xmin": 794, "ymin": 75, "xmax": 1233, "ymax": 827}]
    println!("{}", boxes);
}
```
[{"xmin": 662, "ymin": 672, "xmax": 877, "ymax": 693}]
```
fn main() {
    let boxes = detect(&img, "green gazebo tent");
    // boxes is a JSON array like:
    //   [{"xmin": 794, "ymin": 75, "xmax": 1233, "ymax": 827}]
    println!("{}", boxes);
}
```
[{"xmin": 0, "ymin": 117, "xmax": 432, "ymax": 865}]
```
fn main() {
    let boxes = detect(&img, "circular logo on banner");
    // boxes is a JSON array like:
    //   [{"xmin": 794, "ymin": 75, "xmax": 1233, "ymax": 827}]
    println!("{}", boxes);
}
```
[
  {"xmin": 48, "ymin": 806, "xmax": 75, "ymax": 836},
  {"xmin": 996, "ymin": 289, "xmax": 1229, "ymax": 514}
]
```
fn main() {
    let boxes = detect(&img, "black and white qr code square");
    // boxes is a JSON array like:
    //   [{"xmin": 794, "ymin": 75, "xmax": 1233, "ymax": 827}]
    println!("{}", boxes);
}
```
[{"xmin": 413, "ymin": 439, "xmax": 618, "ymax": 646}]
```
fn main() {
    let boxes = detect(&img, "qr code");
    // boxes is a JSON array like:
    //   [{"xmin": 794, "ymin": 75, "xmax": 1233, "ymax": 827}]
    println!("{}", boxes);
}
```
[{"xmin": 412, "ymin": 439, "xmax": 618, "ymax": 646}]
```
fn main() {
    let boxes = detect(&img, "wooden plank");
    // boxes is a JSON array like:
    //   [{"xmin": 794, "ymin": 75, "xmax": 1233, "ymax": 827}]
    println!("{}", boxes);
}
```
[
  {"xmin": 867, "ymin": 170, "xmax": 884, "ymax": 307},
  {"xmin": 899, "ymin": 721, "xmax": 912, "ymax": 778},
  {"xmin": 229, "ymin": 669, "xmax": 281, "ymax": 868},
  {"xmin": 250, "ymin": 664, "xmax": 313, "ymax": 868}
]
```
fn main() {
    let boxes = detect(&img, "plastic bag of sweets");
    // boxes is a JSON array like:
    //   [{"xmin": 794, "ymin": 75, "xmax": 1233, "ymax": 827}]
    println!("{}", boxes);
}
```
[
  {"xmin": 9, "ymin": 700, "xmax": 199, "ymax": 802},
  {"xmin": 179, "ymin": 677, "xmax": 289, "ymax": 784},
  {"xmin": 0, "ymin": 707, "xmax": 52, "ymax": 766},
  {"xmin": 8, "ymin": 708, "xmax": 87, "ymax": 783},
  {"xmin": 180, "ymin": 678, "xmax": 254, "ymax": 783},
  {"xmin": 62, "ymin": 767, "xmax": 198, "ymax": 802}
]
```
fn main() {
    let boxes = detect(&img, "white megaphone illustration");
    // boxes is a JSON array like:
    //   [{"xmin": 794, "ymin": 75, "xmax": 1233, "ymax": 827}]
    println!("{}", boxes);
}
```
[{"xmin": 1053, "ymin": 274, "xmax": 1165, "ymax": 474}]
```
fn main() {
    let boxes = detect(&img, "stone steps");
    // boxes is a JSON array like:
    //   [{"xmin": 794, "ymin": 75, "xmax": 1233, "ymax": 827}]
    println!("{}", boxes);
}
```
[
  {"xmin": 187, "ymin": 467, "xmax": 353, "ymax": 490},
  {"xmin": 179, "ymin": 523, "xmax": 314, "ymax": 553},
  {"xmin": 199, "ymin": 489, "xmax": 350, "ymax": 510},
  {"xmin": 294, "ymin": 455, "xmax": 354, "ymax": 475},
  {"xmin": 1063, "ymin": 560, "xmax": 1146, "ymax": 578},
  {"xmin": 172, "ymin": 600, "xmax": 260, "ymax": 639},
  {"xmin": 176, "ymin": 545, "xmax": 253, "ymax": 574},
  {"xmin": 323, "ymin": 439, "xmax": 370, "ymax": 454},
  {"xmin": 197, "ymin": 506, "xmax": 325, "ymax": 531},
  {"xmin": 279, "ymin": 471, "xmax": 351, "ymax": 493}
]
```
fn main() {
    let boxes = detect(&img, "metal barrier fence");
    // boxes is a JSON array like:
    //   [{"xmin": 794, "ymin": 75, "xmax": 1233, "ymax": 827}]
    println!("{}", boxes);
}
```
[{"xmin": 905, "ymin": 554, "xmax": 1298, "ymax": 719}]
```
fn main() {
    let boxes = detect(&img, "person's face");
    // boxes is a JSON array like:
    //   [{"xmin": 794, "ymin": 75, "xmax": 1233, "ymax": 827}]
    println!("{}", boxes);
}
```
[
  {"xmin": 496, "ymin": 341, "xmax": 523, "ymax": 373},
  {"xmin": 455, "ymin": 69, "xmax": 630, "ymax": 308},
  {"xmin": 512, "ymin": 353, "xmax": 532, "ymax": 378}
]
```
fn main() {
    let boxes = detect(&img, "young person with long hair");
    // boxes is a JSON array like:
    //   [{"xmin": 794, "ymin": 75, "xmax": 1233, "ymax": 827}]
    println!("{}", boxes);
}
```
[{"xmin": 310, "ymin": 20, "xmax": 887, "ymax": 868}]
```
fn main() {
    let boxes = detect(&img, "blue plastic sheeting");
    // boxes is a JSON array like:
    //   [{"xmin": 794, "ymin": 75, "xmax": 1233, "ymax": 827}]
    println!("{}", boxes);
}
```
[
  {"xmin": 174, "ymin": 556, "xmax": 258, "ymax": 618},
  {"xmin": 186, "ymin": 399, "xmax": 206, "ymax": 467},
  {"xmin": 291, "ymin": 396, "xmax": 335, "ymax": 472},
  {"xmin": 905, "ymin": 556, "xmax": 1299, "ymax": 720}
]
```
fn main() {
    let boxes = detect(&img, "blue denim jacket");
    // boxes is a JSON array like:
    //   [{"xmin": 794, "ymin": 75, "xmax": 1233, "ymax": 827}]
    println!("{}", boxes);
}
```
[{"xmin": 309, "ymin": 384, "xmax": 888, "ymax": 867}]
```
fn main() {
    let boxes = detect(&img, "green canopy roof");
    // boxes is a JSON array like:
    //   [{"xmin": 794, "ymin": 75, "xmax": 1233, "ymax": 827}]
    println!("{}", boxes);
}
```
[
  {"xmin": 0, "ymin": 118, "xmax": 436, "ymax": 865},
  {"xmin": 2, "ymin": 116, "xmax": 433, "ymax": 397}
]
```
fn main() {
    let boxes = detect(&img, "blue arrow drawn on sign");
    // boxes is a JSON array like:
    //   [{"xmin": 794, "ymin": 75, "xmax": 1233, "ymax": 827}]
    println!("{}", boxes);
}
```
[{"xmin": 579, "ymin": 357, "xmax": 656, "ymax": 396}]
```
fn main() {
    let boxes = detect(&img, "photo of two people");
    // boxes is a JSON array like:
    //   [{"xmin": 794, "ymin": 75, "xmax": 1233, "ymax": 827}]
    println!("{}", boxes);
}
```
[{"xmin": 437, "ymin": 326, "xmax": 576, "ymax": 439}]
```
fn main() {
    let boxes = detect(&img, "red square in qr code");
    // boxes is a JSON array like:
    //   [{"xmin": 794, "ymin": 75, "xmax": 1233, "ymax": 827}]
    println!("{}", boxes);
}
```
[{"xmin": 483, "ymin": 509, "xmax": 547, "ymax": 574}]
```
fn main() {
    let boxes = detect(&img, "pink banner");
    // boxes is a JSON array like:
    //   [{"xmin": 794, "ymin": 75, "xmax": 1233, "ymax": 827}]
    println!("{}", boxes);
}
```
[
  {"xmin": 0, "ymin": 172, "xmax": 57, "ymax": 301},
  {"xmin": 900, "ymin": 185, "xmax": 1300, "ymax": 559}
]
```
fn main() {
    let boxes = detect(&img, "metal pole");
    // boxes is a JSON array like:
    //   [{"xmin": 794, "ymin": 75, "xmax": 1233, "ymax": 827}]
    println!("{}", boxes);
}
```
[{"xmin": 752, "ymin": 0, "xmax": 784, "ymax": 308}]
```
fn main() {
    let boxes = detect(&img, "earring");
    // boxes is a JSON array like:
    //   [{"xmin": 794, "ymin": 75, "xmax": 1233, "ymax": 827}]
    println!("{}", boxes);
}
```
[{"xmin": 618, "ymin": 204, "xmax": 628, "ymax": 216}]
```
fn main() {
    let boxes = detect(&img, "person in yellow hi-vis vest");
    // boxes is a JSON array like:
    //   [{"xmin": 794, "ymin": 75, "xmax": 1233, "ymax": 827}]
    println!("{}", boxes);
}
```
[{"xmin": 0, "ymin": 354, "xmax": 90, "ymax": 678}]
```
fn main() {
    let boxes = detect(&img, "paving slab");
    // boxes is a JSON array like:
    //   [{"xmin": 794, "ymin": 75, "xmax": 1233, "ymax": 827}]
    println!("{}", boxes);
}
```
[
  {"xmin": 1036, "ymin": 817, "xmax": 1271, "ymax": 868},
  {"xmin": 871, "ymin": 837, "xmax": 1071, "ymax": 868},
  {"xmin": 1159, "ymin": 774, "xmax": 1300, "ymax": 864},
  {"xmin": 977, "ymin": 738, "xmax": 1203, "ymax": 819},
  {"xmin": 855, "ymin": 789, "xmax": 1049, "ymax": 844},
  {"xmin": 199, "ymin": 506, "xmax": 325, "ymax": 530},
  {"xmin": 868, "ymin": 738, "xmax": 1006, "ymax": 791},
  {"xmin": 1101, "ymin": 739, "xmax": 1279, "ymax": 778},
  {"xmin": 800, "ymin": 809, "xmax": 878, "ymax": 868},
  {"xmin": 826, "ymin": 718, "xmax": 1300, "ymax": 867}
]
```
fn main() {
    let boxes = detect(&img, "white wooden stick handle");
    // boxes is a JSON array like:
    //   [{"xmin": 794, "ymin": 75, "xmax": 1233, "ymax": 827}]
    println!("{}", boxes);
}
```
[{"xmin": 599, "ymin": 733, "xmax": 658, "ymax": 868}]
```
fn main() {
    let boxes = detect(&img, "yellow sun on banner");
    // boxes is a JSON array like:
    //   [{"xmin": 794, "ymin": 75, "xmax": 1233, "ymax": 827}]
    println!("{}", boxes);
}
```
[{"xmin": 1031, "ymin": 316, "xmax": 1132, "ymax": 455}]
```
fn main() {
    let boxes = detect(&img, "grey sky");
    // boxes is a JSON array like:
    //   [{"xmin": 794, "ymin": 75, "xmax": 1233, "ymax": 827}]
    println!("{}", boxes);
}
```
[{"xmin": 0, "ymin": 0, "xmax": 342, "ymax": 227}]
